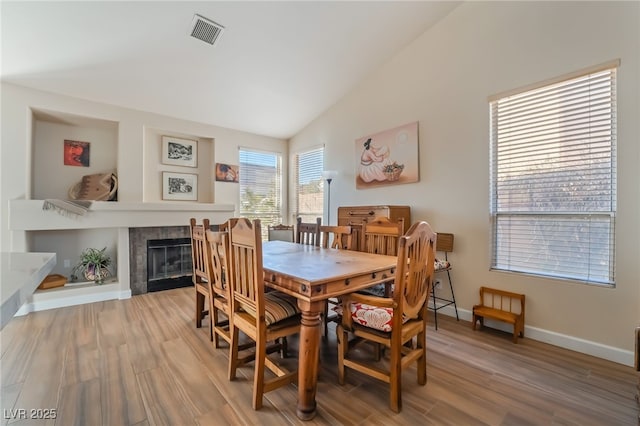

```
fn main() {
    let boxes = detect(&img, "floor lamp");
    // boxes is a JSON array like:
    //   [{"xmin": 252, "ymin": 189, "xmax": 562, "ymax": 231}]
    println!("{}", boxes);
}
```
[{"xmin": 321, "ymin": 170, "xmax": 338, "ymax": 225}]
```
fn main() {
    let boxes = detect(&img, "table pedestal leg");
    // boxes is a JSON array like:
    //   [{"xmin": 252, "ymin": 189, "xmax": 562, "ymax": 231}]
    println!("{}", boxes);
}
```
[{"xmin": 296, "ymin": 300, "xmax": 323, "ymax": 420}]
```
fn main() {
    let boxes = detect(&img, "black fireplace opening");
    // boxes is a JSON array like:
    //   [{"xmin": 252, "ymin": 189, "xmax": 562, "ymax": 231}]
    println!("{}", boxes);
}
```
[{"xmin": 147, "ymin": 238, "xmax": 193, "ymax": 292}]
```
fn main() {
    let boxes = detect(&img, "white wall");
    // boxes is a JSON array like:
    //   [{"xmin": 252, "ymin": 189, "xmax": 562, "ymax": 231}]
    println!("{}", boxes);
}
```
[
  {"xmin": 33, "ymin": 119, "xmax": 118, "ymax": 199},
  {"xmin": 290, "ymin": 2, "xmax": 640, "ymax": 361},
  {"xmin": 143, "ymin": 127, "xmax": 214, "ymax": 203},
  {"xmin": 1, "ymin": 83, "xmax": 288, "ymax": 251},
  {"xmin": 28, "ymin": 229, "xmax": 118, "ymax": 278}
]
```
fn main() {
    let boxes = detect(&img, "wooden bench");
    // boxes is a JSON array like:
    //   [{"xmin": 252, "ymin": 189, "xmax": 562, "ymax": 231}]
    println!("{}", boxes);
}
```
[{"xmin": 472, "ymin": 286, "xmax": 525, "ymax": 343}]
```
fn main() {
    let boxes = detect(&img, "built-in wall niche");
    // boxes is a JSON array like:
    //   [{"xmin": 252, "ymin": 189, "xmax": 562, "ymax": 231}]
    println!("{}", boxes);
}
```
[
  {"xmin": 31, "ymin": 108, "xmax": 118, "ymax": 200},
  {"xmin": 143, "ymin": 127, "xmax": 214, "ymax": 203},
  {"xmin": 27, "ymin": 228, "xmax": 118, "ymax": 284}
]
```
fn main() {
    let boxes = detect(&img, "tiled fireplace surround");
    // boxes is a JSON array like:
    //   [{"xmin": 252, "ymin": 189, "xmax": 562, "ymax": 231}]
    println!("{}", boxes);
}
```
[{"xmin": 129, "ymin": 226, "xmax": 191, "ymax": 295}]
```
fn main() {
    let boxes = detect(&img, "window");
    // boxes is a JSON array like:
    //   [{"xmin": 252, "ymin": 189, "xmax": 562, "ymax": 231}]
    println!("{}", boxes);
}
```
[
  {"xmin": 294, "ymin": 147, "xmax": 324, "ymax": 223},
  {"xmin": 489, "ymin": 61, "xmax": 618, "ymax": 285},
  {"xmin": 239, "ymin": 148, "xmax": 283, "ymax": 239}
]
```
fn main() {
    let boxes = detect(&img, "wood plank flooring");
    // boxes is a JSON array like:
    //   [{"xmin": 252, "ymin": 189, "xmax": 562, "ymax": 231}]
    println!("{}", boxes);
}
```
[{"xmin": 1, "ymin": 287, "xmax": 636, "ymax": 425}]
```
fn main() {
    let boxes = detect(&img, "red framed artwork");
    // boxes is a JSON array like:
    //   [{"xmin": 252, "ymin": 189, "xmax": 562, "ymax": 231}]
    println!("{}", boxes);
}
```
[{"xmin": 64, "ymin": 140, "xmax": 90, "ymax": 167}]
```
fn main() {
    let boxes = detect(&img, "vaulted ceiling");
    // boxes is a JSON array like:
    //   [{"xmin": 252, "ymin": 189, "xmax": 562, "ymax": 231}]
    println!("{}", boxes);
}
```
[{"xmin": 1, "ymin": 1, "xmax": 460, "ymax": 139}]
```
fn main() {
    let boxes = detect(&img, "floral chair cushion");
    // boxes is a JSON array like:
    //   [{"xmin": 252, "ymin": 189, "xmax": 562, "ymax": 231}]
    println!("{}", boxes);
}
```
[
  {"xmin": 434, "ymin": 258, "xmax": 450, "ymax": 271},
  {"xmin": 333, "ymin": 302, "xmax": 410, "ymax": 332}
]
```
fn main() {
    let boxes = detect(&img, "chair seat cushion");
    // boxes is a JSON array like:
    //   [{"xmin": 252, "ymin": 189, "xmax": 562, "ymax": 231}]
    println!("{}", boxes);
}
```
[
  {"xmin": 333, "ymin": 302, "xmax": 409, "ymax": 332},
  {"xmin": 264, "ymin": 292, "xmax": 300, "ymax": 325},
  {"xmin": 435, "ymin": 258, "xmax": 450, "ymax": 271}
]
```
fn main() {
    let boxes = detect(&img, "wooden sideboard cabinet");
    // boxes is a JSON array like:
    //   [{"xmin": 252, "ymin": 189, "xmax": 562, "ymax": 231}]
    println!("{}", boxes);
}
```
[{"xmin": 337, "ymin": 205, "xmax": 411, "ymax": 251}]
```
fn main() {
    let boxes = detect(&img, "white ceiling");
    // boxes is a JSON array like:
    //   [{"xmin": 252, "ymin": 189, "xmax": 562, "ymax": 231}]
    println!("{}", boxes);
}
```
[{"xmin": 1, "ymin": 1, "xmax": 460, "ymax": 139}]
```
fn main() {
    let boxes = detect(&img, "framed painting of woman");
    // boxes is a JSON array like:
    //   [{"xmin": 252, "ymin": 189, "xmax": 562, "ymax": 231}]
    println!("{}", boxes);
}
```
[{"xmin": 355, "ymin": 121, "xmax": 419, "ymax": 189}]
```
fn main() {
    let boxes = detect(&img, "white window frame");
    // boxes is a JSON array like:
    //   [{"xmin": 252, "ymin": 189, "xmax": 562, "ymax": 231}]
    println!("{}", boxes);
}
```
[
  {"xmin": 293, "ymin": 146, "xmax": 324, "ymax": 223},
  {"xmin": 238, "ymin": 147, "xmax": 283, "ymax": 238},
  {"xmin": 489, "ymin": 60, "xmax": 618, "ymax": 286}
]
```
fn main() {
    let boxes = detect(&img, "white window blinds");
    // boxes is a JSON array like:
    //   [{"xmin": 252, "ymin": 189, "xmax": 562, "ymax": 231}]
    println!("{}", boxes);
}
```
[
  {"xmin": 294, "ymin": 147, "xmax": 324, "ymax": 223},
  {"xmin": 239, "ymin": 149, "xmax": 283, "ymax": 236},
  {"xmin": 490, "ymin": 62, "xmax": 617, "ymax": 285}
]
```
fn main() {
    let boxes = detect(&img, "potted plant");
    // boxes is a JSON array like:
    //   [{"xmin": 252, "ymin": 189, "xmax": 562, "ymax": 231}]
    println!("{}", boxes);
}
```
[{"xmin": 73, "ymin": 247, "xmax": 112, "ymax": 284}]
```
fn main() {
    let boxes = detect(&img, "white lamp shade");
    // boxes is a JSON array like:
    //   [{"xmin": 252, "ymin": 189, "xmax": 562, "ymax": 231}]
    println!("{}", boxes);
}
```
[{"xmin": 322, "ymin": 170, "xmax": 338, "ymax": 180}]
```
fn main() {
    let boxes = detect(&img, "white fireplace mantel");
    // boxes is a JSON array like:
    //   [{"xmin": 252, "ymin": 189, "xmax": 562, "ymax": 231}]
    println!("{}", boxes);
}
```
[
  {"xmin": 9, "ymin": 200, "xmax": 237, "ymax": 317},
  {"xmin": 8, "ymin": 200, "xmax": 236, "ymax": 231}
]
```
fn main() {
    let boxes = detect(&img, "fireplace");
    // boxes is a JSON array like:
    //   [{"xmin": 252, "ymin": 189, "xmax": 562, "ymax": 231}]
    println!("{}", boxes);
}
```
[
  {"xmin": 129, "ymin": 226, "xmax": 192, "ymax": 294},
  {"xmin": 147, "ymin": 237, "xmax": 193, "ymax": 292}
]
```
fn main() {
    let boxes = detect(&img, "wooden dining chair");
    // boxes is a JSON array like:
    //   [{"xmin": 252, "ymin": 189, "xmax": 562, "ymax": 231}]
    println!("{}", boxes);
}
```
[
  {"xmin": 359, "ymin": 216, "xmax": 405, "ymax": 297},
  {"xmin": 320, "ymin": 225, "xmax": 353, "ymax": 250},
  {"xmin": 337, "ymin": 221, "xmax": 437, "ymax": 413},
  {"xmin": 319, "ymin": 225, "xmax": 354, "ymax": 336},
  {"xmin": 267, "ymin": 223, "xmax": 294, "ymax": 242},
  {"xmin": 296, "ymin": 217, "xmax": 321, "ymax": 246},
  {"xmin": 190, "ymin": 218, "xmax": 213, "ymax": 340},
  {"xmin": 361, "ymin": 216, "xmax": 404, "ymax": 256},
  {"xmin": 227, "ymin": 218, "xmax": 302, "ymax": 410},
  {"xmin": 204, "ymin": 229, "xmax": 232, "ymax": 348}
]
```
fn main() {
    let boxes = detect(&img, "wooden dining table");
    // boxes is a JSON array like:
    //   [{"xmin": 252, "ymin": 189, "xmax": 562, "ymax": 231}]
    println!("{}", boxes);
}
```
[{"xmin": 261, "ymin": 240, "xmax": 398, "ymax": 420}]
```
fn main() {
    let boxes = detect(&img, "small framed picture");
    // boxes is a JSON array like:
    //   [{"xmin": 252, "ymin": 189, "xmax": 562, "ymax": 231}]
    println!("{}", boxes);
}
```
[
  {"xmin": 163, "ymin": 172, "xmax": 198, "ymax": 201},
  {"xmin": 215, "ymin": 163, "xmax": 239, "ymax": 183},
  {"xmin": 162, "ymin": 136, "xmax": 197, "ymax": 167},
  {"xmin": 64, "ymin": 139, "xmax": 90, "ymax": 167}
]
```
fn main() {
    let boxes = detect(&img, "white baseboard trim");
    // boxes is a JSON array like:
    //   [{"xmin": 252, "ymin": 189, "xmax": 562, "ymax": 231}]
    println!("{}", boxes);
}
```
[
  {"xmin": 119, "ymin": 289, "xmax": 132, "ymax": 299},
  {"xmin": 430, "ymin": 303, "xmax": 634, "ymax": 367},
  {"xmin": 16, "ymin": 288, "xmax": 132, "ymax": 316}
]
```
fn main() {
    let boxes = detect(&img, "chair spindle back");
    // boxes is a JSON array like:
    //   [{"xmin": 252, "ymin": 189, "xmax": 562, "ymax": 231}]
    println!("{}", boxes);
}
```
[
  {"xmin": 228, "ymin": 218, "xmax": 264, "ymax": 320},
  {"xmin": 296, "ymin": 217, "xmax": 321, "ymax": 246},
  {"xmin": 361, "ymin": 216, "xmax": 404, "ymax": 256},
  {"xmin": 205, "ymin": 230, "xmax": 228, "ymax": 298},
  {"xmin": 394, "ymin": 221, "xmax": 437, "ymax": 320},
  {"xmin": 320, "ymin": 225, "xmax": 353, "ymax": 250},
  {"xmin": 268, "ymin": 223, "xmax": 295, "ymax": 242},
  {"xmin": 190, "ymin": 218, "xmax": 210, "ymax": 285}
]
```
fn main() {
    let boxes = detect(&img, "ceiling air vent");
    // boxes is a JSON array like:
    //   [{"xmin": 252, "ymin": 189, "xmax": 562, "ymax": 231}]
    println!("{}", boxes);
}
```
[{"xmin": 190, "ymin": 14, "xmax": 224, "ymax": 46}]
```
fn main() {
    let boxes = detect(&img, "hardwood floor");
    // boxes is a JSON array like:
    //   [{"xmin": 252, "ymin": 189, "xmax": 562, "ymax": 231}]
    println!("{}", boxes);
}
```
[{"xmin": 1, "ymin": 287, "xmax": 636, "ymax": 425}]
